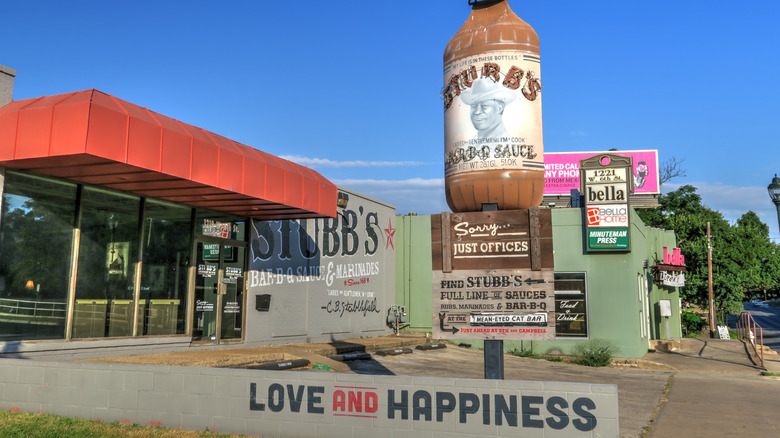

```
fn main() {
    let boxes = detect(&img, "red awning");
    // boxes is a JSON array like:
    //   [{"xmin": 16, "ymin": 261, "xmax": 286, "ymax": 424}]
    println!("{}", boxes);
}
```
[{"xmin": 0, "ymin": 89, "xmax": 336, "ymax": 220}]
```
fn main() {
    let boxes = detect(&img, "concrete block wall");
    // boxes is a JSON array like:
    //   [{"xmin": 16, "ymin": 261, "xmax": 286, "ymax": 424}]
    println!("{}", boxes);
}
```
[
  {"xmin": 0, "ymin": 358, "xmax": 619, "ymax": 437},
  {"xmin": 0, "ymin": 65, "xmax": 14, "ymax": 107}
]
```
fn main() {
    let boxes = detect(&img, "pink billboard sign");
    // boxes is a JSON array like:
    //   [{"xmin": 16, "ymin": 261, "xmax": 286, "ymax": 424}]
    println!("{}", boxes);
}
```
[{"xmin": 544, "ymin": 150, "xmax": 659, "ymax": 195}]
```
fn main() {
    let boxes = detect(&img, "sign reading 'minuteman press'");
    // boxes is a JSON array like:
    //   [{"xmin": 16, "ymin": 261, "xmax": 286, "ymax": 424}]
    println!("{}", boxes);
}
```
[{"xmin": 432, "ymin": 209, "xmax": 555, "ymax": 340}]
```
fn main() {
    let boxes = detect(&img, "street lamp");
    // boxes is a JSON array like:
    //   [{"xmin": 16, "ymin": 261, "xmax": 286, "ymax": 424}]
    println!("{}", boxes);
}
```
[{"xmin": 768, "ymin": 174, "xmax": 780, "ymax": 236}]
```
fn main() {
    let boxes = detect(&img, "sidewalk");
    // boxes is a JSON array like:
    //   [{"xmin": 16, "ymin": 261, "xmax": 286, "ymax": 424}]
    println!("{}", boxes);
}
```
[
  {"xmin": 643, "ymin": 336, "xmax": 780, "ymax": 438},
  {"xmin": 642, "ymin": 336, "xmax": 779, "ymax": 375}
]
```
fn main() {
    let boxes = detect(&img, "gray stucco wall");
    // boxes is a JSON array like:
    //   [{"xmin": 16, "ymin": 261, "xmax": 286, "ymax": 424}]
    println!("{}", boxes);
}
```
[
  {"xmin": 0, "ymin": 358, "xmax": 619, "ymax": 437},
  {"xmin": 0, "ymin": 65, "xmax": 14, "ymax": 107},
  {"xmin": 245, "ymin": 188, "xmax": 396, "ymax": 345}
]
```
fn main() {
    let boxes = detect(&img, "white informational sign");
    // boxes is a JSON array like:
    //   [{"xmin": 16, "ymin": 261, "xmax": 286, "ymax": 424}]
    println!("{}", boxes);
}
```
[
  {"xmin": 659, "ymin": 300, "xmax": 672, "ymax": 317},
  {"xmin": 586, "ymin": 204, "xmax": 629, "ymax": 228},
  {"xmin": 717, "ymin": 325, "xmax": 730, "ymax": 339},
  {"xmin": 198, "ymin": 264, "xmax": 216, "ymax": 278},
  {"xmin": 583, "ymin": 167, "xmax": 629, "ymax": 184},
  {"xmin": 469, "ymin": 312, "xmax": 547, "ymax": 326},
  {"xmin": 224, "ymin": 302, "xmax": 240, "ymax": 314},
  {"xmin": 433, "ymin": 269, "xmax": 555, "ymax": 341},
  {"xmin": 660, "ymin": 271, "xmax": 685, "ymax": 287},
  {"xmin": 195, "ymin": 299, "xmax": 214, "ymax": 312}
]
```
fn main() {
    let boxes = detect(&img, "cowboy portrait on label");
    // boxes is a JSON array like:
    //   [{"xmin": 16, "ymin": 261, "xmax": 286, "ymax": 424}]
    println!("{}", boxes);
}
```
[{"xmin": 444, "ymin": 51, "xmax": 543, "ymax": 176}]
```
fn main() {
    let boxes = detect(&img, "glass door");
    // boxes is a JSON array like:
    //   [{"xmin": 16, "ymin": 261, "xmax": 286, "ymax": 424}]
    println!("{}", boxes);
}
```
[
  {"xmin": 192, "ymin": 241, "xmax": 245, "ymax": 343},
  {"xmin": 220, "ymin": 245, "xmax": 244, "ymax": 341}
]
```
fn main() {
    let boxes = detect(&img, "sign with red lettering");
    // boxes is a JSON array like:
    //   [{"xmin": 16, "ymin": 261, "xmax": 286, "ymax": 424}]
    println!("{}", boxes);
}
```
[
  {"xmin": 247, "ymin": 377, "xmax": 618, "ymax": 436},
  {"xmin": 586, "ymin": 204, "xmax": 629, "ymax": 227},
  {"xmin": 431, "ymin": 209, "xmax": 555, "ymax": 341},
  {"xmin": 653, "ymin": 247, "xmax": 687, "ymax": 286},
  {"xmin": 433, "ymin": 269, "xmax": 555, "ymax": 340}
]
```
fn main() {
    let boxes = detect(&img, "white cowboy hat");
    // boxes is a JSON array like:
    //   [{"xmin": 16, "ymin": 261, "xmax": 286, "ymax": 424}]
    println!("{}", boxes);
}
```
[{"xmin": 460, "ymin": 77, "xmax": 517, "ymax": 105}]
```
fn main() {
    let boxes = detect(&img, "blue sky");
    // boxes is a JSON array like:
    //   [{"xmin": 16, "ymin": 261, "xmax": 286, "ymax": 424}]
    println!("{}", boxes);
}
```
[{"xmin": 3, "ymin": 0, "xmax": 779, "ymax": 240}]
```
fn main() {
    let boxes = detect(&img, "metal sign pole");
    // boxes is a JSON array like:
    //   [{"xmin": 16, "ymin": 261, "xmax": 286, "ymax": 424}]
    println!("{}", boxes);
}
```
[
  {"xmin": 484, "ymin": 339, "xmax": 504, "ymax": 379},
  {"xmin": 481, "ymin": 203, "xmax": 504, "ymax": 380}
]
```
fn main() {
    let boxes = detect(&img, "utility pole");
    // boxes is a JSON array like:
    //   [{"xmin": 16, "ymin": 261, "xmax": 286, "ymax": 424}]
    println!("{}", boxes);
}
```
[{"xmin": 707, "ymin": 222, "xmax": 715, "ymax": 335}]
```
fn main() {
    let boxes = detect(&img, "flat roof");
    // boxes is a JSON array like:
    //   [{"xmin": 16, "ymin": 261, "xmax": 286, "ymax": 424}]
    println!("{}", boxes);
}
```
[{"xmin": 0, "ymin": 89, "xmax": 336, "ymax": 219}]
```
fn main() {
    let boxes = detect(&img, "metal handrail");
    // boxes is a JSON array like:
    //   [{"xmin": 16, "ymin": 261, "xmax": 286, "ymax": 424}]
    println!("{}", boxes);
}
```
[
  {"xmin": 735, "ymin": 312, "xmax": 764, "ymax": 368},
  {"xmin": 0, "ymin": 297, "xmax": 67, "ymax": 317}
]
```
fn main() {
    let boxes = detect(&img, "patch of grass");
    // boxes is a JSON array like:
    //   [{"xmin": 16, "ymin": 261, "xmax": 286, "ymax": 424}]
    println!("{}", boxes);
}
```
[
  {"xmin": 761, "ymin": 370, "xmax": 780, "ymax": 377},
  {"xmin": 0, "ymin": 410, "xmax": 245, "ymax": 438},
  {"xmin": 573, "ymin": 339, "xmax": 618, "ymax": 367},
  {"xmin": 641, "ymin": 374, "xmax": 674, "ymax": 437},
  {"xmin": 508, "ymin": 348, "xmax": 541, "ymax": 359},
  {"xmin": 508, "ymin": 348, "xmax": 569, "ymax": 363}
]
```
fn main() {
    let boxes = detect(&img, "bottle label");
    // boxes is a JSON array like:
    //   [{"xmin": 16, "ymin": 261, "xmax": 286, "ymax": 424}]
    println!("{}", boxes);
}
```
[{"xmin": 443, "ymin": 51, "xmax": 544, "ymax": 177}]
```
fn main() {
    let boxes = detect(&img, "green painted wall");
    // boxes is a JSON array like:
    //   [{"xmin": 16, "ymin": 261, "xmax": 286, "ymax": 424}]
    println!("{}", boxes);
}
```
[
  {"xmin": 395, "ymin": 208, "xmax": 682, "ymax": 359},
  {"xmin": 395, "ymin": 215, "xmax": 434, "ymax": 331}
]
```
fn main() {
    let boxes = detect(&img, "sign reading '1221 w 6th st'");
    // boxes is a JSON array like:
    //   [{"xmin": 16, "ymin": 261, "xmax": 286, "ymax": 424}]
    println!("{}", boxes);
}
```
[{"xmin": 431, "ymin": 209, "xmax": 555, "ymax": 340}]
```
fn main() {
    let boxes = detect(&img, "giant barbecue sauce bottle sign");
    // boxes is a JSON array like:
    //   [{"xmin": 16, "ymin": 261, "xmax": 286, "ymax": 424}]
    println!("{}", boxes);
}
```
[{"xmin": 443, "ymin": 0, "xmax": 544, "ymax": 212}]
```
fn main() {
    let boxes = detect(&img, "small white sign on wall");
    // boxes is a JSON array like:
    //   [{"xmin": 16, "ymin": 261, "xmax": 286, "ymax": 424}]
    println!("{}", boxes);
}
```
[{"xmin": 659, "ymin": 300, "xmax": 672, "ymax": 317}]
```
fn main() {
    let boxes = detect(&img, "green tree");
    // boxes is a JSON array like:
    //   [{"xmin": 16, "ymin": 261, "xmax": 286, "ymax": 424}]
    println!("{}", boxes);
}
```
[
  {"xmin": 637, "ymin": 186, "xmax": 780, "ymax": 316},
  {"xmin": 732, "ymin": 211, "xmax": 780, "ymax": 299}
]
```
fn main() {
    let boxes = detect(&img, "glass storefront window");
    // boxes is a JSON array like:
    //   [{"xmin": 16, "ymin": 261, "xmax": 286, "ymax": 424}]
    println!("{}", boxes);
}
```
[
  {"xmin": 74, "ymin": 187, "xmax": 140, "ymax": 338},
  {"xmin": 554, "ymin": 272, "xmax": 588, "ymax": 338},
  {"xmin": 140, "ymin": 200, "xmax": 192, "ymax": 335},
  {"xmin": 1, "ymin": 170, "xmax": 249, "ymax": 343},
  {"xmin": 0, "ymin": 172, "xmax": 77, "ymax": 340}
]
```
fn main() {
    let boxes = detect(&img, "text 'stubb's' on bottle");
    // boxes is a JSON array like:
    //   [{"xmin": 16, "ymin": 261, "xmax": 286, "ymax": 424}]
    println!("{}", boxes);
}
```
[{"xmin": 443, "ymin": 0, "xmax": 544, "ymax": 212}]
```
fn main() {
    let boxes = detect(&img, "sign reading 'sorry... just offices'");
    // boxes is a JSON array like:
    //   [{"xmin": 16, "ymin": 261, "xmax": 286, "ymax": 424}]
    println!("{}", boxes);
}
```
[{"xmin": 431, "ymin": 209, "xmax": 555, "ymax": 340}]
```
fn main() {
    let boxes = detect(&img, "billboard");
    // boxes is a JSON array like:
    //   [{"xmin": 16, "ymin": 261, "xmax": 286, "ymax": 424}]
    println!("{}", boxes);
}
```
[{"xmin": 544, "ymin": 150, "xmax": 659, "ymax": 196}]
